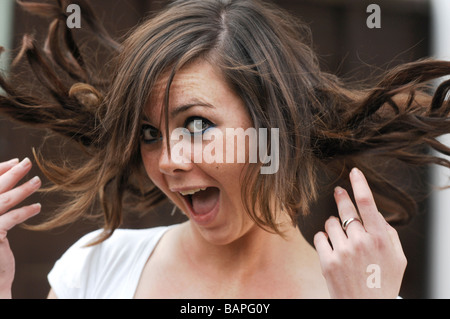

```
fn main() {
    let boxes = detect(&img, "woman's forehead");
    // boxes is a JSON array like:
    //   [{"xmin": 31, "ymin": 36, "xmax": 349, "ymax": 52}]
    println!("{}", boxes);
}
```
[{"xmin": 143, "ymin": 60, "xmax": 231, "ymax": 118}]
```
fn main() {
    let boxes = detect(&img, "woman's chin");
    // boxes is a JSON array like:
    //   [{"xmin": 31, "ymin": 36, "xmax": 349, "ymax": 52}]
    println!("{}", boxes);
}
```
[{"xmin": 189, "ymin": 217, "xmax": 257, "ymax": 247}]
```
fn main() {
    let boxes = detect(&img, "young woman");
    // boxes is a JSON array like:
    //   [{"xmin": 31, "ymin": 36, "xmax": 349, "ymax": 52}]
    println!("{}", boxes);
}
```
[{"xmin": 0, "ymin": 0, "xmax": 449, "ymax": 298}]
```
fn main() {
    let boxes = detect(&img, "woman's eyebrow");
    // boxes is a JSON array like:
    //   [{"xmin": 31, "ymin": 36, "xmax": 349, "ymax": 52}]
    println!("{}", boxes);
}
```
[
  {"xmin": 141, "ymin": 100, "xmax": 214, "ymax": 124},
  {"xmin": 141, "ymin": 113, "xmax": 152, "ymax": 123},
  {"xmin": 170, "ymin": 101, "xmax": 214, "ymax": 118}
]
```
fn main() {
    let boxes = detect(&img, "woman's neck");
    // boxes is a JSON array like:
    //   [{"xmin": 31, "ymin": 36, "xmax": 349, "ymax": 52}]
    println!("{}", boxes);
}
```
[{"xmin": 179, "ymin": 219, "xmax": 316, "ymax": 283}]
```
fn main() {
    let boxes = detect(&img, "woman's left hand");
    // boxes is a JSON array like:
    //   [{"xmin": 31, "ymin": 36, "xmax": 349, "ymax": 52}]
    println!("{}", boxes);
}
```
[{"xmin": 313, "ymin": 167, "xmax": 407, "ymax": 299}]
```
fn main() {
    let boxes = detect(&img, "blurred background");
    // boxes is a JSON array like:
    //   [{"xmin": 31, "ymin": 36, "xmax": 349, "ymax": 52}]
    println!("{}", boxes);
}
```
[{"xmin": 0, "ymin": 0, "xmax": 449, "ymax": 299}]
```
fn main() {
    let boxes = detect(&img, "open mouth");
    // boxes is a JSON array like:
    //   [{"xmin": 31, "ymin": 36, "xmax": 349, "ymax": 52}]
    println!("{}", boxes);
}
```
[{"xmin": 179, "ymin": 187, "xmax": 220, "ymax": 224}]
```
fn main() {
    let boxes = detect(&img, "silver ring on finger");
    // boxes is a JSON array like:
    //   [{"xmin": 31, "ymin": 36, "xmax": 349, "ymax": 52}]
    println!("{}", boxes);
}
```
[{"xmin": 342, "ymin": 217, "xmax": 362, "ymax": 232}]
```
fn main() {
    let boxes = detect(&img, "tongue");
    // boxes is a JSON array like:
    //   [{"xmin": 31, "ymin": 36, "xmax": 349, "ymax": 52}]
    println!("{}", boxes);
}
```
[{"xmin": 191, "ymin": 187, "xmax": 220, "ymax": 215}]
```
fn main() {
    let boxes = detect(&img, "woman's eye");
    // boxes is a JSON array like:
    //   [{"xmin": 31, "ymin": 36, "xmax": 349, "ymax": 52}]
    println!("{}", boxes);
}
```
[
  {"xmin": 185, "ymin": 117, "xmax": 214, "ymax": 134},
  {"xmin": 141, "ymin": 124, "xmax": 161, "ymax": 144}
]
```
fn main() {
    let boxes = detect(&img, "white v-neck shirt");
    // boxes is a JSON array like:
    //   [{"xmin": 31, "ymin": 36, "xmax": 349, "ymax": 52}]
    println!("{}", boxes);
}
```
[
  {"xmin": 48, "ymin": 225, "xmax": 173, "ymax": 299},
  {"xmin": 48, "ymin": 224, "xmax": 404, "ymax": 299}
]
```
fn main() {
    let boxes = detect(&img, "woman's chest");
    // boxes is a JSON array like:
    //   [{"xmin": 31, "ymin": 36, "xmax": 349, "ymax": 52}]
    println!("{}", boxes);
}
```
[{"xmin": 133, "ymin": 256, "xmax": 329, "ymax": 299}]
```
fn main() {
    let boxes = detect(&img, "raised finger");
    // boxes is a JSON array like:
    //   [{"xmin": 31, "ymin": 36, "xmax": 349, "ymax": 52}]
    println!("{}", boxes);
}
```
[
  {"xmin": 349, "ymin": 167, "xmax": 386, "ymax": 233},
  {"xmin": 0, "ymin": 176, "xmax": 41, "ymax": 215},
  {"xmin": 324, "ymin": 216, "xmax": 347, "ymax": 248},
  {"xmin": 313, "ymin": 231, "xmax": 332, "ymax": 258},
  {"xmin": 334, "ymin": 186, "xmax": 365, "ymax": 236},
  {"xmin": 0, "ymin": 159, "xmax": 19, "ymax": 176},
  {"xmin": 0, "ymin": 203, "xmax": 41, "ymax": 236},
  {"xmin": 0, "ymin": 158, "xmax": 33, "ymax": 194}
]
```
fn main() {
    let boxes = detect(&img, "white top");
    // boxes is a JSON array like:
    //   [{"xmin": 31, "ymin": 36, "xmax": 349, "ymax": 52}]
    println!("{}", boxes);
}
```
[
  {"xmin": 47, "ymin": 225, "xmax": 172, "ymax": 299},
  {"xmin": 48, "ymin": 224, "xmax": 404, "ymax": 299}
]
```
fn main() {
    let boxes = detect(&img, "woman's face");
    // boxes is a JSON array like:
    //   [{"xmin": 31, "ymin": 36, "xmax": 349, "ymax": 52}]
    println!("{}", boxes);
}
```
[{"xmin": 140, "ymin": 59, "xmax": 257, "ymax": 245}]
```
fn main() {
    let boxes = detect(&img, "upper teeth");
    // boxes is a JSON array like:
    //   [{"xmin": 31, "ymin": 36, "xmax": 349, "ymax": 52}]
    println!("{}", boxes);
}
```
[{"xmin": 179, "ymin": 188, "xmax": 206, "ymax": 196}]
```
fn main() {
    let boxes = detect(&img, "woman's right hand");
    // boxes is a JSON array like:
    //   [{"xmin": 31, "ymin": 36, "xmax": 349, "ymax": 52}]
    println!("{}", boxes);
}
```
[{"xmin": 0, "ymin": 158, "xmax": 42, "ymax": 299}]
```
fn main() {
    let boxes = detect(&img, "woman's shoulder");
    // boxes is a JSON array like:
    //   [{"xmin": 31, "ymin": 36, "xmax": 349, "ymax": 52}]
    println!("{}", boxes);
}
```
[
  {"xmin": 61, "ymin": 225, "xmax": 172, "ymax": 259},
  {"xmin": 86, "ymin": 225, "xmax": 173, "ymax": 250},
  {"xmin": 48, "ymin": 225, "xmax": 174, "ymax": 298}
]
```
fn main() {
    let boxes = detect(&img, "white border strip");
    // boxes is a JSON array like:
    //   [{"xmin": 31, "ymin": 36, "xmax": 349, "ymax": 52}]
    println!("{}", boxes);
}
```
[
  {"xmin": 430, "ymin": 0, "xmax": 450, "ymax": 299},
  {"xmin": 0, "ymin": 0, "xmax": 14, "ymax": 73}
]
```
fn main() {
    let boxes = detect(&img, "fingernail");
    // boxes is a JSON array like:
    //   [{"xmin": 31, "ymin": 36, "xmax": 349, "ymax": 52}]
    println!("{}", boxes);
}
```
[
  {"xmin": 350, "ymin": 167, "xmax": 360, "ymax": 176},
  {"xmin": 20, "ymin": 157, "xmax": 31, "ymax": 168},
  {"xmin": 30, "ymin": 176, "xmax": 41, "ymax": 185},
  {"xmin": 8, "ymin": 158, "xmax": 19, "ymax": 165},
  {"xmin": 31, "ymin": 203, "xmax": 41, "ymax": 216},
  {"xmin": 334, "ymin": 186, "xmax": 344, "ymax": 194}
]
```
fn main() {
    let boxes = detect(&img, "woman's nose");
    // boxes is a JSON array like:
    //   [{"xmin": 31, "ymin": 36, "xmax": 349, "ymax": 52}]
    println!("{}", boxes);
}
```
[{"xmin": 158, "ymin": 139, "xmax": 193, "ymax": 175}]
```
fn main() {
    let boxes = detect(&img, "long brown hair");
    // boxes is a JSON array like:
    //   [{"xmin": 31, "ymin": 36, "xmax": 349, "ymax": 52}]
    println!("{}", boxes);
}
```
[{"xmin": 1, "ymin": 0, "xmax": 449, "ymax": 243}]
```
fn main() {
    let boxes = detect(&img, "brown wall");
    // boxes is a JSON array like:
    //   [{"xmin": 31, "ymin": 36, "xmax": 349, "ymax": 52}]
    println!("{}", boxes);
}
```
[{"xmin": 2, "ymin": 0, "xmax": 430, "ymax": 298}]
